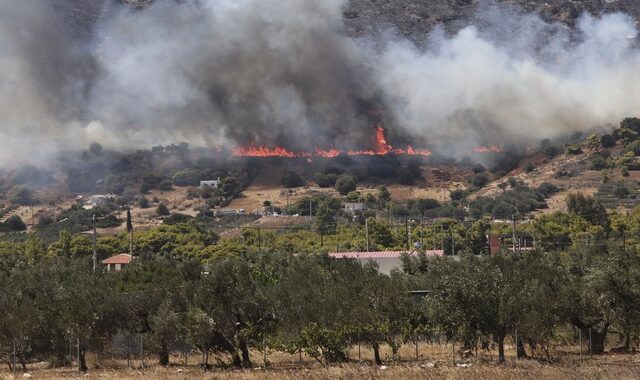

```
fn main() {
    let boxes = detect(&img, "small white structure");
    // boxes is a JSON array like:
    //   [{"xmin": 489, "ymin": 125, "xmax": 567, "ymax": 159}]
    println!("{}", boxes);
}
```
[
  {"xmin": 102, "ymin": 253, "xmax": 133, "ymax": 272},
  {"xmin": 344, "ymin": 202, "xmax": 365, "ymax": 212},
  {"xmin": 84, "ymin": 194, "xmax": 114, "ymax": 209},
  {"xmin": 200, "ymin": 178, "xmax": 221, "ymax": 189},
  {"xmin": 328, "ymin": 250, "xmax": 444, "ymax": 275},
  {"xmin": 215, "ymin": 208, "xmax": 246, "ymax": 216}
]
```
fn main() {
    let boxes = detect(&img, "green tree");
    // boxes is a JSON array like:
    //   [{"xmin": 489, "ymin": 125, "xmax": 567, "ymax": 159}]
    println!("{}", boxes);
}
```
[
  {"xmin": 316, "ymin": 203, "xmax": 337, "ymax": 245},
  {"xmin": 378, "ymin": 186, "xmax": 391, "ymax": 206},
  {"xmin": 281, "ymin": 171, "xmax": 305, "ymax": 188},
  {"xmin": 335, "ymin": 175, "xmax": 357, "ymax": 195},
  {"xmin": 156, "ymin": 203, "xmax": 170, "ymax": 216}
]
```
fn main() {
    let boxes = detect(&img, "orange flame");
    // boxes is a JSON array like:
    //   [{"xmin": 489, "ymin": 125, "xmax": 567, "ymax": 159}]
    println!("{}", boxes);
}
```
[
  {"xmin": 232, "ymin": 125, "xmax": 432, "ymax": 158},
  {"xmin": 232, "ymin": 144, "xmax": 300, "ymax": 158},
  {"xmin": 315, "ymin": 148, "xmax": 341, "ymax": 158},
  {"xmin": 473, "ymin": 145, "xmax": 503, "ymax": 153}
]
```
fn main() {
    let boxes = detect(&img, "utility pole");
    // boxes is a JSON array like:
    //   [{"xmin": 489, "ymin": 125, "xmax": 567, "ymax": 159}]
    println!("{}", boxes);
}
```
[
  {"xmin": 365, "ymin": 218, "xmax": 370, "ymax": 252},
  {"xmin": 512, "ymin": 214, "xmax": 517, "ymax": 253},
  {"xmin": 127, "ymin": 208, "xmax": 133, "ymax": 257},
  {"xmin": 451, "ymin": 229, "xmax": 455, "ymax": 256},
  {"xmin": 12, "ymin": 337, "xmax": 16, "ymax": 374},
  {"xmin": 92, "ymin": 215, "xmax": 97, "ymax": 272},
  {"xmin": 309, "ymin": 200, "xmax": 312, "ymax": 222},
  {"xmin": 405, "ymin": 219, "xmax": 410, "ymax": 251}
]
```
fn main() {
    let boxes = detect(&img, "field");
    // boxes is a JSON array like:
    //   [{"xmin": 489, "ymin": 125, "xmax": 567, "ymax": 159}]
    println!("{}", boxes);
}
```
[{"xmin": 2, "ymin": 344, "xmax": 639, "ymax": 379}]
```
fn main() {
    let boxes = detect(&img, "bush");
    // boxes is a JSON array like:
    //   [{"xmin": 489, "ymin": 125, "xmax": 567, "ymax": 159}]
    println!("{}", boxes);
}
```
[
  {"xmin": 537, "ymin": 182, "xmax": 560, "ymax": 198},
  {"xmin": 346, "ymin": 191, "xmax": 361, "ymax": 203},
  {"xmin": 281, "ymin": 171, "xmax": 305, "ymax": 188},
  {"xmin": 4, "ymin": 215, "xmax": 26, "ymax": 231},
  {"xmin": 565, "ymin": 145, "xmax": 583, "ymax": 155},
  {"xmin": 157, "ymin": 180, "xmax": 173, "ymax": 191},
  {"xmin": 157, "ymin": 203, "xmax": 171, "ymax": 216},
  {"xmin": 626, "ymin": 140, "xmax": 640, "ymax": 156},
  {"xmin": 96, "ymin": 214, "xmax": 121, "ymax": 228},
  {"xmin": 590, "ymin": 155, "xmax": 608, "ymax": 170},
  {"xmin": 450, "ymin": 189, "xmax": 468, "ymax": 201},
  {"xmin": 163, "ymin": 213, "xmax": 193, "ymax": 225},
  {"xmin": 335, "ymin": 175, "xmax": 357, "ymax": 195},
  {"xmin": 523, "ymin": 162, "xmax": 535, "ymax": 173},
  {"xmin": 173, "ymin": 169, "xmax": 201, "ymax": 187},
  {"xmin": 543, "ymin": 145, "xmax": 560, "ymax": 158},
  {"xmin": 601, "ymin": 134, "xmax": 616, "ymax": 148},
  {"xmin": 621, "ymin": 117, "xmax": 640, "ymax": 133},
  {"xmin": 139, "ymin": 197, "xmax": 150, "ymax": 209},
  {"xmin": 8, "ymin": 185, "xmax": 34, "ymax": 205},
  {"xmin": 315, "ymin": 173, "xmax": 338, "ymax": 188},
  {"xmin": 470, "ymin": 173, "xmax": 490, "ymax": 188},
  {"xmin": 614, "ymin": 184, "xmax": 631, "ymax": 199}
]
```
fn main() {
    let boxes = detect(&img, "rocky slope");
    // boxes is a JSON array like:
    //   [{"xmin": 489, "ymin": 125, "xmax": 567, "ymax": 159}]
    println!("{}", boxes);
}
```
[{"xmin": 344, "ymin": 0, "xmax": 640, "ymax": 42}]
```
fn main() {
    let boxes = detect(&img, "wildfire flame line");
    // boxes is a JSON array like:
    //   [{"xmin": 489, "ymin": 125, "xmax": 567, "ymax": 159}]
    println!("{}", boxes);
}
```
[
  {"xmin": 473, "ymin": 145, "xmax": 503, "ymax": 153},
  {"xmin": 232, "ymin": 126, "xmax": 502, "ymax": 158},
  {"xmin": 232, "ymin": 125, "xmax": 432, "ymax": 158}
]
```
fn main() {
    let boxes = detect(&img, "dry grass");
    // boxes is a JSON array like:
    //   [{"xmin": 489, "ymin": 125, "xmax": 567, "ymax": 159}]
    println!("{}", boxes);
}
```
[{"xmin": 3, "ymin": 344, "xmax": 640, "ymax": 380}]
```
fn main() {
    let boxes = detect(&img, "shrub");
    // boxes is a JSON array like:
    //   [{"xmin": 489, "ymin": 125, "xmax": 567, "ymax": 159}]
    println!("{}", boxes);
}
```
[
  {"xmin": 523, "ymin": 162, "xmax": 535, "ymax": 173},
  {"xmin": 335, "ymin": 175, "xmax": 357, "ymax": 195},
  {"xmin": 590, "ymin": 155, "xmax": 608, "ymax": 170},
  {"xmin": 157, "ymin": 203, "xmax": 171, "ymax": 216},
  {"xmin": 565, "ymin": 145, "xmax": 583, "ymax": 155},
  {"xmin": 346, "ymin": 191, "xmax": 361, "ymax": 203},
  {"xmin": 8, "ymin": 185, "xmax": 34, "ymax": 205},
  {"xmin": 163, "ymin": 213, "xmax": 193, "ymax": 225},
  {"xmin": 470, "ymin": 173, "xmax": 490, "ymax": 188},
  {"xmin": 537, "ymin": 182, "xmax": 560, "ymax": 198},
  {"xmin": 315, "ymin": 173, "xmax": 338, "ymax": 188},
  {"xmin": 281, "ymin": 171, "xmax": 305, "ymax": 188},
  {"xmin": 4, "ymin": 215, "xmax": 26, "ymax": 231},
  {"xmin": 450, "ymin": 189, "xmax": 468, "ymax": 201},
  {"xmin": 601, "ymin": 134, "xmax": 616, "ymax": 148},
  {"xmin": 543, "ymin": 145, "xmax": 560, "ymax": 157},
  {"xmin": 139, "ymin": 197, "xmax": 150, "ymax": 209},
  {"xmin": 614, "ymin": 184, "xmax": 630, "ymax": 198}
]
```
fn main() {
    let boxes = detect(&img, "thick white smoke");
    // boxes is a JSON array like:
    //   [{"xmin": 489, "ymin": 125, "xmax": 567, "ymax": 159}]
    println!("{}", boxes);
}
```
[
  {"xmin": 0, "ymin": 0, "xmax": 638, "ymax": 165},
  {"xmin": 375, "ymin": 8, "xmax": 640, "ymax": 154}
]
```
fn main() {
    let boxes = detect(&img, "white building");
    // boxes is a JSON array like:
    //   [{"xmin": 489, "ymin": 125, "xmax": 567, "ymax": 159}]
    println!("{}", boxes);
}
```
[
  {"xmin": 328, "ymin": 250, "xmax": 444, "ymax": 275},
  {"xmin": 200, "ymin": 178, "xmax": 221, "ymax": 189},
  {"xmin": 343, "ymin": 202, "xmax": 365, "ymax": 212},
  {"xmin": 101, "ymin": 253, "xmax": 133, "ymax": 272}
]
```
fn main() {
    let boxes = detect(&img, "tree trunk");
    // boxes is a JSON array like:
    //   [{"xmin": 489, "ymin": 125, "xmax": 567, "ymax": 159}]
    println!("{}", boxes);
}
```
[
  {"xmin": 497, "ymin": 330, "xmax": 506, "ymax": 363},
  {"xmin": 373, "ymin": 343, "xmax": 382, "ymax": 365},
  {"xmin": 239, "ymin": 339, "xmax": 252, "ymax": 368},
  {"xmin": 78, "ymin": 342, "xmax": 88, "ymax": 372},
  {"xmin": 581, "ymin": 325, "xmax": 608, "ymax": 354},
  {"xmin": 623, "ymin": 331, "xmax": 631, "ymax": 350},
  {"xmin": 516, "ymin": 338, "xmax": 528, "ymax": 359},
  {"xmin": 159, "ymin": 341, "xmax": 169, "ymax": 367}
]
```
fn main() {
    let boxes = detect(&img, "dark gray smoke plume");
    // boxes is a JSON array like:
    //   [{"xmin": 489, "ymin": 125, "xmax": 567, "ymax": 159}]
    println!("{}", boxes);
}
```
[{"xmin": 0, "ymin": 0, "xmax": 639, "ymax": 165}]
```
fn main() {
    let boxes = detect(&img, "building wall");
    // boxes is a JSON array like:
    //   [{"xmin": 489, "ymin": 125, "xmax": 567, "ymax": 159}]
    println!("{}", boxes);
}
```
[{"xmin": 357, "ymin": 257, "xmax": 403, "ymax": 275}]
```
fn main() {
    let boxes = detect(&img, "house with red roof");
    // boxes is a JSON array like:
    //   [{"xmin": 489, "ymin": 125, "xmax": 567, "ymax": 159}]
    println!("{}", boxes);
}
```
[
  {"xmin": 328, "ymin": 250, "xmax": 444, "ymax": 275},
  {"xmin": 101, "ymin": 253, "xmax": 133, "ymax": 272}
]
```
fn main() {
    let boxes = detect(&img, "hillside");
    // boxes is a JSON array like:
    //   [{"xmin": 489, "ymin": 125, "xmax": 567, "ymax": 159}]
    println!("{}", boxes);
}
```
[
  {"xmin": 56, "ymin": 1, "xmax": 640, "ymax": 41},
  {"xmin": 345, "ymin": 0, "xmax": 640, "ymax": 42}
]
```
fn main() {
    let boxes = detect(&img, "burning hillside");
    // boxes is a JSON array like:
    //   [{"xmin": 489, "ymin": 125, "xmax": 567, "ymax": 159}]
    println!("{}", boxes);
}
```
[
  {"xmin": 0, "ymin": 1, "xmax": 638, "ymax": 166},
  {"xmin": 232, "ymin": 125, "xmax": 432, "ymax": 158}
]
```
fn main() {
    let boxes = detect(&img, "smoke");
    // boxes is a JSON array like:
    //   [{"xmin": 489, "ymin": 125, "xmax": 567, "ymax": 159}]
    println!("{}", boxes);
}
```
[
  {"xmin": 0, "ymin": 0, "xmax": 639, "ymax": 165},
  {"xmin": 375, "ymin": 5, "xmax": 640, "ymax": 154}
]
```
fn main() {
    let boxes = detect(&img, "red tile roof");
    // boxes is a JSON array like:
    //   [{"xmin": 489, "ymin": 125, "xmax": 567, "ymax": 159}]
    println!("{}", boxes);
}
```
[
  {"xmin": 101, "ymin": 253, "xmax": 133, "ymax": 265},
  {"xmin": 328, "ymin": 250, "xmax": 444, "ymax": 259}
]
